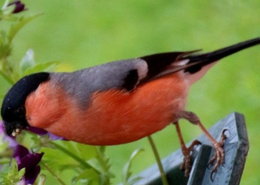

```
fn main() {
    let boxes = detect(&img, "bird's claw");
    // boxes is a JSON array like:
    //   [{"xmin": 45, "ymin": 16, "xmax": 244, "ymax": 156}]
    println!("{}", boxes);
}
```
[
  {"xmin": 209, "ymin": 143, "xmax": 225, "ymax": 172},
  {"xmin": 180, "ymin": 140, "xmax": 201, "ymax": 177},
  {"xmin": 208, "ymin": 130, "xmax": 227, "ymax": 176}
]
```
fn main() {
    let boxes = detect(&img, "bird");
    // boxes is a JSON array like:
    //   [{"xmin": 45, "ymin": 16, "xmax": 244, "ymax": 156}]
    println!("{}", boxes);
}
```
[{"xmin": 1, "ymin": 37, "xmax": 260, "ymax": 176}]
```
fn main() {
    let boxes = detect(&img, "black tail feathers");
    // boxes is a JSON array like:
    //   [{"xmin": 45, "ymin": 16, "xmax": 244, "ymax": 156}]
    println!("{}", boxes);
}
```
[{"xmin": 184, "ymin": 37, "xmax": 260, "ymax": 73}]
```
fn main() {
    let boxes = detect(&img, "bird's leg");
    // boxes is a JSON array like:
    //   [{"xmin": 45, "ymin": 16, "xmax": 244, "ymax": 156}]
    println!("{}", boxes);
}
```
[
  {"xmin": 173, "ymin": 121, "xmax": 201, "ymax": 177},
  {"xmin": 178, "ymin": 111, "xmax": 227, "ymax": 173}
]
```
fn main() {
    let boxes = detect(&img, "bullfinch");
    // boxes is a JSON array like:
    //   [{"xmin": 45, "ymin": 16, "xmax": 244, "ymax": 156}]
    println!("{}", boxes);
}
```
[{"xmin": 1, "ymin": 37, "xmax": 260, "ymax": 175}]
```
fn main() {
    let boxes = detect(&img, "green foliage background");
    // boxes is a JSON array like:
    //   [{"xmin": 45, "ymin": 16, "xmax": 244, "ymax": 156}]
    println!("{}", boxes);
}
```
[{"xmin": 0, "ymin": 0, "xmax": 260, "ymax": 184}]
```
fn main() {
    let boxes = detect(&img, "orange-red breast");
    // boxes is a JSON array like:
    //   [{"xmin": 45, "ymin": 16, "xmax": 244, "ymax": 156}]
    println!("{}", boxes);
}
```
[{"xmin": 1, "ymin": 38, "xmax": 259, "ymax": 146}]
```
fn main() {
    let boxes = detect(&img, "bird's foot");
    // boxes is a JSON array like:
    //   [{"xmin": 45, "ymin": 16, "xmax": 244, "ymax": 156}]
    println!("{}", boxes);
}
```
[
  {"xmin": 180, "ymin": 139, "xmax": 201, "ymax": 177},
  {"xmin": 208, "ymin": 130, "xmax": 227, "ymax": 173}
]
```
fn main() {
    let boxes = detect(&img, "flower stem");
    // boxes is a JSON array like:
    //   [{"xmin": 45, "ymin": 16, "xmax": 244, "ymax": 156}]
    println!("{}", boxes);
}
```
[
  {"xmin": 41, "ymin": 162, "xmax": 67, "ymax": 185},
  {"xmin": 147, "ymin": 136, "xmax": 169, "ymax": 185},
  {"xmin": 51, "ymin": 142, "xmax": 92, "ymax": 169}
]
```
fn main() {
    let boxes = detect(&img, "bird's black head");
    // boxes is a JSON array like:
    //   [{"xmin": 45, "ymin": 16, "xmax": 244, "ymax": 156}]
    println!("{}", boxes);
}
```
[{"xmin": 1, "ymin": 72, "xmax": 50, "ymax": 136}]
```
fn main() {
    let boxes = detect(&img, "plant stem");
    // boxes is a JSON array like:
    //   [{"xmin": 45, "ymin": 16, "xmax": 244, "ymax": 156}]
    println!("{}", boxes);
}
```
[
  {"xmin": 41, "ymin": 162, "xmax": 67, "ymax": 185},
  {"xmin": 95, "ymin": 146, "xmax": 111, "ymax": 185},
  {"xmin": 147, "ymin": 136, "xmax": 169, "ymax": 185},
  {"xmin": 0, "ymin": 70, "xmax": 14, "ymax": 84},
  {"xmin": 51, "ymin": 142, "xmax": 92, "ymax": 169}
]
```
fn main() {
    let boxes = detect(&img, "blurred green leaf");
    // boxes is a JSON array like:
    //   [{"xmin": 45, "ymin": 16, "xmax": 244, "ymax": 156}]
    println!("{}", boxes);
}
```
[
  {"xmin": 1, "ymin": 6, "xmax": 14, "ymax": 16},
  {"xmin": 41, "ymin": 146, "xmax": 78, "ymax": 172},
  {"xmin": 72, "ymin": 169, "xmax": 99, "ymax": 185},
  {"xmin": 122, "ymin": 148, "xmax": 144, "ymax": 185},
  {"xmin": 7, "ymin": 13, "xmax": 41, "ymax": 43},
  {"xmin": 1, "ymin": 0, "xmax": 12, "ymax": 16},
  {"xmin": 87, "ymin": 147, "xmax": 114, "ymax": 185},
  {"xmin": 22, "ymin": 61, "xmax": 58, "ymax": 75},
  {"xmin": 64, "ymin": 142, "xmax": 96, "ymax": 160},
  {"xmin": 1, "ymin": 0, "xmax": 11, "ymax": 10},
  {"xmin": 87, "ymin": 158, "xmax": 105, "ymax": 176},
  {"xmin": 0, "ymin": 30, "xmax": 11, "ymax": 59},
  {"xmin": 0, "ymin": 161, "xmax": 25, "ymax": 185},
  {"xmin": 19, "ymin": 49, "xmax": 36, "ymax": 72},
  {"xmin": 37, "ymin": 174, "xmax": 47, "ymax": 185}
]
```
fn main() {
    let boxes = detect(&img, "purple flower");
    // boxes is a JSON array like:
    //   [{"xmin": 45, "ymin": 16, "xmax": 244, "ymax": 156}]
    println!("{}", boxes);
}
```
[
  {"xmin": 0, "ymin": 122, "xmax": 43, "ymax": 185},
  {"xmin": 8, "ymin": 0, "xmax": 26, "ymax": 14},
  {"xmin": 14, "ymin": 145, "xmax": 43, "ymax": 184}
]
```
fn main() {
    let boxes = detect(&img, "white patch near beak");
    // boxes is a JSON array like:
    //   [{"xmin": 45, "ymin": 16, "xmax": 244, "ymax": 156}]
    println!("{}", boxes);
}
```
[{"xmin": 11, "ymin": 128, "xmax": 21, "ymax": 137}]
